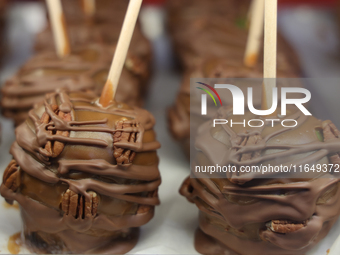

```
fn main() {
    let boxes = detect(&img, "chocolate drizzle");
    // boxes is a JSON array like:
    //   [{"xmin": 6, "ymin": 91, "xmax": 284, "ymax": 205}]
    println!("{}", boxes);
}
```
[
  {"xmin": 1, "ymin": 90, "xmax": 161, "ymax": 254},
  {"xmin": 181, "ymin": 107, "xmax": 340, "ymax": 255}
]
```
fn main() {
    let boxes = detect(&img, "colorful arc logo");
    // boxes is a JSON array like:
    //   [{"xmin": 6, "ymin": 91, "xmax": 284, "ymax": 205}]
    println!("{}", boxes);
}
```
[{"xmin": 196, "ymin": 82, "xmax": 223, "ymax": 106}]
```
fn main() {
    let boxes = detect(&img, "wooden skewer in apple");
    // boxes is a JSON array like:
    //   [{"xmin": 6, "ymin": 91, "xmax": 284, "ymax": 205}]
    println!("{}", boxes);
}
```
[
  {"xmin": 82, "ymin": 0, "xmax": 96, "ymax": 18},
  {"xmin": 46, "ymin": 0, "xmax": 71, "ymax": 57},
  {"xmin": 244, "ymin": 0, "xmax": 265, "ymax": 68},
  {"xmin": 99, "ymin": 0, "xmax": 143, "ymax": 107},
  {"xmin": 261, "ymin": 0, "xmax": 278, "ymax": 111}
]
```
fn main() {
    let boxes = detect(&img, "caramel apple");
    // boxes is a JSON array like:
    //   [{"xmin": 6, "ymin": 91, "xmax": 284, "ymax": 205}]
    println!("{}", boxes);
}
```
[
  {"xmin": 1, "ymin": 89, "xmax": 161, "ymax": 254},
  {"xmin": 180, "ymin": 107, "xmax": 340, "ymax": 255},
  {"xmin": 1, "ymin": 44, "xmax": 149, "ymax": 126}
]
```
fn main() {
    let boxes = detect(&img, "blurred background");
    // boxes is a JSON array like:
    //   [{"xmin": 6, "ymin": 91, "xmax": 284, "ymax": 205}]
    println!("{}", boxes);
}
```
[
  {"xmin": 1, "ymin": 0, "xmax": 337, "ymax": 165},
  {"xmin": 0, "ymin": 0, "xmax": 339, "ymax": 79}
]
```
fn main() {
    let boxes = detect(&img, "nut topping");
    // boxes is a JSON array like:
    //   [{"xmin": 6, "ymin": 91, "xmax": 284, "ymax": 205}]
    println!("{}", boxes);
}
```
[
  {"xmin": 113, "ymin": 120, "xmax": 138, "ymax": 164},
  {"xmin": 40, "ymin": 105, "xmax": 71, "ymax": 158},
  {"xmin": 40, "ymin": 104, "xmax": 58, "ymax": 156},
  {"xmin": 61, "ymin": 190, "xmax": 98, "ymax": 219},
  {"xmin": 267, "ymin": 219, "xmax": 307, "ymax": 234},
  {"xmin": 53, "ymin": 110, "xmax": 72, "ymax": 157},
  {"xmin": 3, "ymin": 160, "xmax": 20, "ymax": 192}
]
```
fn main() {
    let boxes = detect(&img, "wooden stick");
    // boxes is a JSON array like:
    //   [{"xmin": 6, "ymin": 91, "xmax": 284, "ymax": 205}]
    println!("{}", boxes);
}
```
[
  {"xmin": 261, "ymin": 0, "xmax": 277, "ymax": 110},
  {"xmin": 82, "ymin": 0, "xmax": 96, "ymax": 18},
  {"xmin": 99, "ymin": 0, "xmax": 143, "ymax": 107},
  {"xmin": 246, "ymin": 0, "xmax": 255, "ymax": 28},
  {"xmin": 244, "ymin": 0, "xmax": 264, "ymax": 67},
  {"xmin": 46, "ymin": 0, "xmax": 70, "ymax": 57}
]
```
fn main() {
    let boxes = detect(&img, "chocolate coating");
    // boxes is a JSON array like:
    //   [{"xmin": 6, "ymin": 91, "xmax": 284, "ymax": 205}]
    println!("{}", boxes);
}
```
[
  {"xmin": 180, "ymin": 107, "xmax": 340, "ymax": 255},
  {"xmin": 1, "ymin": 44, "xmax": 149, "ymax": 126},
  {"xmin": 1, "ymin": 89, "xmax": 161, "ymax": 254}
]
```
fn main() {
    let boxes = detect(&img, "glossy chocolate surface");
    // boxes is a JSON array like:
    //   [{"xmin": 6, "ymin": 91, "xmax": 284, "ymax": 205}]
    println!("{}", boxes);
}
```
[
  {"xmin": 1, "ymin": 90, "xmax": 161, "ymax": 254},
  {"xmin": 180, "ymin": 107, "xmax": 340, "ymax": 255}
]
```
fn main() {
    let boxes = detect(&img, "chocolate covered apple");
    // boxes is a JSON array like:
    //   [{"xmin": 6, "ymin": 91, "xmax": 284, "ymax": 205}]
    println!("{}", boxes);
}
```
[
  {"xmin": 180, "ymin": 107, "xmax": 340, "ymax": 255},
  {"xmin": 1, "ymin": 89, "xmax": 161, "ymax": 254},
  {"xmin": 1, "ymin": 44, "xmax": 149, "ymax": 126}
]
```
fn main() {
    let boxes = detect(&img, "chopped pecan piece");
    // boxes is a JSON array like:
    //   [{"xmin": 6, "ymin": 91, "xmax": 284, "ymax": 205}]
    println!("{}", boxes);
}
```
[
  {"xmin": 268, "ymin": 219, "xmax": 307, "ymax": 234},
  {"xmin": 113, "ymin": 120, "xmax": 138, "ymax": 164},
  {"xmin": 3, "ymin": 160, "xmax": 20, "ymax": 192},
  {"xmin": 53, "ymin": 111, "xmax": 72, "ymax": 157},
  {"xmin": 40, "ymin": 105, "xmax": 71, "ymax": 158},
  {"xmin": 40, "ymin": 105, "xmax": 58, "ymax": 156},
  {"xmin": 61, "ymin": 190, "xmax": 98, "ymax": 219}
]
